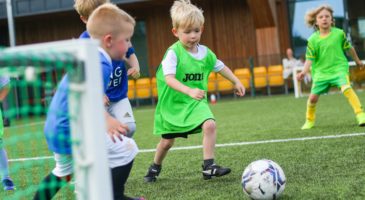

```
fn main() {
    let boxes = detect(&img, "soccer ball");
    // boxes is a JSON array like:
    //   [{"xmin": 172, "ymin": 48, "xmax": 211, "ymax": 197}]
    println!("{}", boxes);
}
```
[{"xmin": 241, "ymin": 159, "xmax": 286, "ymax": 200}]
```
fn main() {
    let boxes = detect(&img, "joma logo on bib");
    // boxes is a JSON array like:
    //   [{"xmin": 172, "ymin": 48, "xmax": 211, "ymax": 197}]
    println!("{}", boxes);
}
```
[{"xmin": 182, "ymin": 73, "xmax": 204, "ymax": 82}]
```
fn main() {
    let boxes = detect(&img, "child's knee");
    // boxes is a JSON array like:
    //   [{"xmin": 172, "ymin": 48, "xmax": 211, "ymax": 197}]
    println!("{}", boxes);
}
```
[
  {"xmin": 203, "ymin": 120, "xmax": 216, "ymax": 132},
  {"xmin": 159, "ymin": 139, "xmax": 174, "ymax": 151},
  {"xmin": 341, "ymin": 85, "xmax": 352, "ymax": 93},
  {"xmin": 309, "ymin": 95, "xmax": 319, "ymax": 104}
]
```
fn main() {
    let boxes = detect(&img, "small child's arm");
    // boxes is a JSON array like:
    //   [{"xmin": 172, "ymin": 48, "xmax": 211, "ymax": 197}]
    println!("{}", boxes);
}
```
[
  {"xmin": 218, "ymin": 66, "xmax": 245, "ymax": 96},
  {"xmin": 0, "ymin": 83, "xmax": 10, "ymax": 101},
  {"xmin": 126, "ymin": 52, "xmax": 141, "ymax": 79},
  {"xmin": 297, "ymin": 60, "xmax": 312, "ymax": 81},
  {"xmin": 165, "ymin": 75, "xmax": 205, "ymax": 100},
  {"xmin": 347, "ymin": 47, "xmax": 364, "ymax": 69}
]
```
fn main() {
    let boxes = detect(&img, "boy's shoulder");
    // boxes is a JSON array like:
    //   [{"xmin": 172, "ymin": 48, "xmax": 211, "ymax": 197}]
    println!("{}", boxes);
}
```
[
  {"xmin": 308, "ymin": 31, "xmax": 319, "ymax": 42},
  {"xmin": 331, "ymin": 27, "xmax": 343, "ymax": 33},
  {"xmin": 79, "ymin": 30, "xmax": 90, "ymax": 39}
]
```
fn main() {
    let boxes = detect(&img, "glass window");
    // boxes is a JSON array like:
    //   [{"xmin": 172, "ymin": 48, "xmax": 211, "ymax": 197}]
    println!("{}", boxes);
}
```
[{"xmin": 131, "ymin": 21, "xmax": 149, "ymax": 77}]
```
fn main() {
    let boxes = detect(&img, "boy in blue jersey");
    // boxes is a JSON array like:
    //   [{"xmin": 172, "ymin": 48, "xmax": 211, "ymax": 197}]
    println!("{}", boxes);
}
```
[
  {"xmin": 76, "ymin": 0, "xmax": 140, "ymax": 138},
  {"xmin": 0, "ymin": 76, "xmax": 15, "ymax": 191},
  {"xmin": 33, "ymin": 3, "xmax": 143, "ymax": 200}
]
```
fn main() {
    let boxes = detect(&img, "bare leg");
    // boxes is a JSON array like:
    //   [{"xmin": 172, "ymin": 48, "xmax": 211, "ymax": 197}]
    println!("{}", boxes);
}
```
[
  {"xmin": 154, "ymin": 138, "xmax": 175, "ymax": 165},
  {"xmin": 202, "ymin": 119, "xmax": 216, "ymax": 160}
]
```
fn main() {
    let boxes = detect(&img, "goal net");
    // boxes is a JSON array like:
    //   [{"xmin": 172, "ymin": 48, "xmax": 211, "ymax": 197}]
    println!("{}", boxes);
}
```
[{"xmin": 0, "ymin": 40, "xmax": 112, "ymax": 200}]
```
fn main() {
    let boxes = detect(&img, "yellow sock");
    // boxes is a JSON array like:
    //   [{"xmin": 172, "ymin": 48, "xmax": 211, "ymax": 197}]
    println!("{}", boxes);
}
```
[
  {"xmin": 306, "ymin": 100, "xmax": 316, "ymax": 121},
  {"xmin": 343, "ymin": 88, "xmax": 363, "ymax": 114}
]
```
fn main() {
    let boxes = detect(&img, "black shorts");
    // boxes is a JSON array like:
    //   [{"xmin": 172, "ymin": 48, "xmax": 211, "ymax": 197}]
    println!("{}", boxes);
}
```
[
  {"xmin": 161, "ymin": 132, "xmax": 191, "ymax": 139},
  {"xmin": 161, "ymin": 118, "xmax": 214, "ymax": 139}
]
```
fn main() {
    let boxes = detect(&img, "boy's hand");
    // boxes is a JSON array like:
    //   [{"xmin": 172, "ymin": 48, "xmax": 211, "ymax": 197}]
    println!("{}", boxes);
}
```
[
  {"xmin": 106, "ymin": 116, "xmax": 129, "ymax": 143},
  {"xmin": 188, "ymin": 88, "xmax": 205, "ymax": 100},
  {"xmin": 103, "ymin": 95, "xmax": 110, "ymax": 106},
  {"xmin": 234, "ymin": 82, "xmax": 245, "ymax": 97},
  {"xmin": 127, "ymin": 68, "xmax": 140, "ymax": 79},
  {"xmin": 356, "ymin": 61, "xmax": 364, "ymax": 70},
  {"xmin": 296, "ymin": 72, "xmax": 306, "ymax": 81}
]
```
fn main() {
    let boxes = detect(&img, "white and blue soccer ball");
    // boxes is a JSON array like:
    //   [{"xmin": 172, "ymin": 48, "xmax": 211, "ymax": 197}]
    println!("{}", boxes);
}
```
[{"xmin": 241, "ymin": 159, "xmax": 286, "ymax": 200}]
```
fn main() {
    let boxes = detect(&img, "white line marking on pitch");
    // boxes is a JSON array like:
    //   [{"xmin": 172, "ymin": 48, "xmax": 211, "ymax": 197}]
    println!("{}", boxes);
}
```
[
  {"xmin": 9, "ymin": 132, "xmax": 365, "ymax": 162},
  {"xmin": 4, "ymin": 121, "xmax": 44, "ymax": 129}
]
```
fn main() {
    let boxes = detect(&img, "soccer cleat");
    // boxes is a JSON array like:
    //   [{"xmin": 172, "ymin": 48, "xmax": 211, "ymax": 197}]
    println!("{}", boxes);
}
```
[
  {"xmin": 144, "ymin": 164, "xmax": 161, "ymax": 183},
  {"xmin": 124, "ymin": 195, "xmax": 146, "ymax": 200},
  {"xmin": 356, "ymin": 112, "xmax": 365, "ymax": 126},
  {"xmin": 301, "ymin": 120, "xmax": 314, "ymax": 130},
  {"xmin": 202, "ymin": 164, "xmax": 231, "ymax": 180},
  {"xmin": 2, "ymin": 178, "xmax": 15, "ymax": 191}
]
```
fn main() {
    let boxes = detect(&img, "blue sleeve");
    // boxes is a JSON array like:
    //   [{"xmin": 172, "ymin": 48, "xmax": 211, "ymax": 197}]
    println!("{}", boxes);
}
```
[
  {"xmin": 101, "ymin": 61, "xmax": 112, "ymax": 92},
  {"xmin": 79, "ymin": 31, "xmax": 90, "ymax": 39},
  {"xmin": 126, "ymin": 47, "xmax": 135, "ymax": 58}
]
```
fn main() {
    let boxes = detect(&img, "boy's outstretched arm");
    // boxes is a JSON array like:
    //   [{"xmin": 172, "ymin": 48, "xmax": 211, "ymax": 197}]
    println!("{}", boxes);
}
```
[
  {"xmin": 347, "ymin": 47, "xmax": 364, "ymax": 69},
  {"xmin": 297, "ymin": 60, "xmax": 312, "ymax": 81},
  {"xmin": 218, "ymin": 66, "xmax": 245, "ymax": 96},
  {"xmin": 165, "ymin": 75, "xmax": 205, "ymax": 100},
  {"xmin": 126, "ymin": 53, "xmax": 141, "ymax": 79}
]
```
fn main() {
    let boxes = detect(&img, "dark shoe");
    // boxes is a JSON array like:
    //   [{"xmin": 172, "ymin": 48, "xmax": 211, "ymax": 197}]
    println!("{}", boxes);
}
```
[
  {"xmin": 3, "ymin": 118, "xmax": 10, "ymax": 127},
  {"xmin": 124, "ymin": 195, "xmax": 146, "ymax": 200},
  {"xmin": 143, "ymin": 164, "xmax": 161, "ymax": 183},
  {"xmin": 2, "ymin": 178, "xmax": 15, "ymax": 191},
  {"xmin": 202, "ymin": 164, "xmax": 231, "ymax": 180}
]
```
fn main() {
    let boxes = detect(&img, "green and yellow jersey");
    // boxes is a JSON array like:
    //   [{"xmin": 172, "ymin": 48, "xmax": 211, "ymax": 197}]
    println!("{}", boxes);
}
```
[{"xmin": 306, "ymin": 27, "xmax": 352, "ymax": 82}]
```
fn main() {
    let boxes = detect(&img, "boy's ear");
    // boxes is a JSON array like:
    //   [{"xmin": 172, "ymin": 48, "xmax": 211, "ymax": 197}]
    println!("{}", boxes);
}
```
[
  {"xmin": 171, "ymin": 28, "xmax": 178, "ymax": 37},
  {"xmin": 103, "ymin": 34, "xmax": 113, "ymax": 48},
  {"xmin": 80, "ymin": 16, "xmax": 88, "ymax": 24}
]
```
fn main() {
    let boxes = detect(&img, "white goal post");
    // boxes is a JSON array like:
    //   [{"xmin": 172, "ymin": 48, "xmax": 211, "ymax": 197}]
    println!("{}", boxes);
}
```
[{"xmin": 1, "ymin": 39, "xmax": 113, "ymax": 200}]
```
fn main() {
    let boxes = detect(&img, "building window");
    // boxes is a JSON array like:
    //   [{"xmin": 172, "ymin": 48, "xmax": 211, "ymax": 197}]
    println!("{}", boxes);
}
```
[{"xmin": 131, "ymin": 21, "xmax": 149, "ymax": 77}]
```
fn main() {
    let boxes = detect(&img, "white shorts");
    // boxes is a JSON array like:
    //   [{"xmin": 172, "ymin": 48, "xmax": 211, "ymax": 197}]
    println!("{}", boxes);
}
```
[
  {"xmin": 107, "ymin": 98, "xmax": 135, "ymax": 124},
  {"xmin": 105, "ymin": 134, "xmax": 138, "ymax": 169},
  {"xmin": 52, "ymin": 153, "xmax": 73, "ymax": 177},
  {"xmin": 52, "ymin": 133, "xmax": 139, "ymax": 177}
]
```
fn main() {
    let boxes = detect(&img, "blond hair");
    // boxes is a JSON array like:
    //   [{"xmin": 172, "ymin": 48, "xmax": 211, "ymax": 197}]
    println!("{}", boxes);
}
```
[
  {"xmin": 305, "ymin": 5, "xmax": 335, "ymax": 30},
  {"xmin": 170, "ymin": 0, "xmax": 204, "ymax": 29},
  {"xmin": 87, "ymin": 3, "xmax": 135, "ymax": 40},
  {"xmin": 74, "ymin": 0, "xmax": 109, "ymax": 19}
]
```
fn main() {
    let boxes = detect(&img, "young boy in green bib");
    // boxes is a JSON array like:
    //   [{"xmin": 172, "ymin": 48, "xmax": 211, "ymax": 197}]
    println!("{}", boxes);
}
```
[
  {"xmin": 297, "ymin": 5, "xmax": 365, "ymax": 130},
  {"xmin": 144, "ymin": 0, "xmax": 245, "ymax": 182}
]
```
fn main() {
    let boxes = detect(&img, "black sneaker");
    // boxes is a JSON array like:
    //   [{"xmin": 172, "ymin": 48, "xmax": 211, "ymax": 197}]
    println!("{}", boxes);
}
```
[
  {"xmin": 3, "ymin": 118, "xmax": 10, "ymax": 127},
  {"xmin": 144, "ymin": 165, "xmax": 161, "ymax": 183},
  {"xmin": 202, "ymin": 164, "xmax": 231, "ymax": 180},
  {"xmin": 123, "ymin": 195, "xmax": 146, "ymax": 200},
  {"xmin": 2, "ymin": 178, "xmax": 15, "ymax": 191}
]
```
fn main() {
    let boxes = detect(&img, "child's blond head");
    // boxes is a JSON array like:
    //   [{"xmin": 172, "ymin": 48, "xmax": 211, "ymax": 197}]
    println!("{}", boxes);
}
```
[
  {"xmin": 170, "ymin": 0, "xmax": 204, "ymax": 29},
  {"xmin": 87, "ymin": 3, "xmax": 135, "ymax": 40},
  {"xmin": 74, "ymin": 0, "xmax": 109, "ymax": 20},
  {"xmin": 305, "ymin": 5, "xmax": 334, "ymax": 30}
]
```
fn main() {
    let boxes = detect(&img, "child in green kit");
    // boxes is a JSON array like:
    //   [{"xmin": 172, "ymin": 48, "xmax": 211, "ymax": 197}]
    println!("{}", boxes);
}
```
[
  {"xmin": 144, "ymin": 0, "xmax": 245, "ymax": 182},
  {"xmin": 297, "ymin": 5, "xmax": 365, "ymax": 129}
]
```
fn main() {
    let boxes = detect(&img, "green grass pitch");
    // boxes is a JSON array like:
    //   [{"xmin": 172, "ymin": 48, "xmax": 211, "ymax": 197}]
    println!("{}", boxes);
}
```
[{"xmin": 1, "ymin": 92, "xmax": 365, "ymax": 199}]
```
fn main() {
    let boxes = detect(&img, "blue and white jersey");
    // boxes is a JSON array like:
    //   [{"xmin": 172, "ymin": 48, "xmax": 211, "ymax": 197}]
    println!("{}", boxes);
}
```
[
  {"xmin": 108, "ymin": 47, "xmax": 134, "ymax": 102},
  {"xmin": 0, "ymin": 76, "xmax": 10, "ymax": 89},
  {"xmin": 79, "ymin": 30, "xmax": 135, "ymax": 102},
  {"xmin": 44, "ymin": 51, "xmax": 112, "ymax": 154}
]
